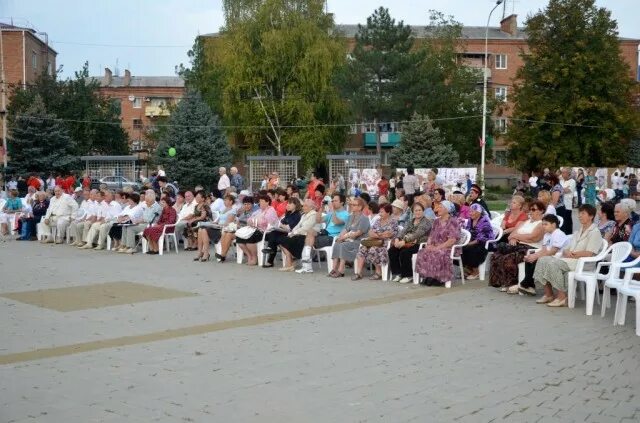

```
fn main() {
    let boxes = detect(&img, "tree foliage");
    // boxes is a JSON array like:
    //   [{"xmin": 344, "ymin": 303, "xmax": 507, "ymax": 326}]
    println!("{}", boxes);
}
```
[
  {"xmin": 628, "ymin": 139, "xmax": 640, "ymax": 168},
  {"xmin": 8, "ymin": 96, "xmax": 77, "ymax": 174},
  {"xmin": 507, "ymin": 0, "xmax": 639, "ymax": 171},
  {"xmin": 186, "ymin": 0, "xmax": 348, "ymax": 169},
  {"xmin": 7, "ymin": 63, "xmax": 129, "ymax": 157},
  {"xmin": 390, "ymin": 113, "xmax": 459, "ymax": 168},
  {"xmin": 154, "ymin": 91, "xmax": 231, "ymax": 189}
]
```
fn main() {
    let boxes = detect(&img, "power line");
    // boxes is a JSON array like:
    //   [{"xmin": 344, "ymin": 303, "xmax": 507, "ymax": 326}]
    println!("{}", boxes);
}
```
[{"xmin": 49, "ymin": 40, "xmax": 192, "ymax": 48}]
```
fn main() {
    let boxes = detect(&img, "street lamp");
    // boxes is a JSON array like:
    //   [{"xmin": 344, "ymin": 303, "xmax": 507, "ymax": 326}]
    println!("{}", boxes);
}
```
[{"xmin": 480, "ymin": 0, "xmax": 504, "ymax": 191}]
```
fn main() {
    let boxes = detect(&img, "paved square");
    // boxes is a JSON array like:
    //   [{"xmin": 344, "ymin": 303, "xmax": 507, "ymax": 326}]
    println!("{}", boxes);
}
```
[
  {"xmin": 1, "ymin": 242, "xmax": 639, "ymax": 422},
  {"xmin": 1, "ymin": 281, "xmax": 196, "ymax": 312}
]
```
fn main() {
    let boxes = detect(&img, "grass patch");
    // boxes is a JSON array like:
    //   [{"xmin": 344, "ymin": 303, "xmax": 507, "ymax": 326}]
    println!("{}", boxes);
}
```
[{"xmin": 486, "ymin": 201, "xmax": 508, "ymax": 212}]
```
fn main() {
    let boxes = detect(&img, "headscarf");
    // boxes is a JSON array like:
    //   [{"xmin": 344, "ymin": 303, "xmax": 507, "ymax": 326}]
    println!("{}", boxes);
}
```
[
  {"xmin": 469, "ymin": 202, "xmax": 488, "ymax": 217},
  {"xmin": 440, "ymin": 200, "xmax": 456, "ymax": 215}
]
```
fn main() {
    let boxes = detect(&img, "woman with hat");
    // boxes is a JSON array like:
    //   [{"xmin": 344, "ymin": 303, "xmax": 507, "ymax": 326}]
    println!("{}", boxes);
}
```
[
  {"xmin": 415, "ymin": 200, "xmax": 461, "ymax": 287},
  {"xmin": 142, "ymin": 196, "xmax": 177, "ymax": 255},
  {"xmin": 467, "ymin": 184, "xmax": 490, "ymax": 215},
  {"xmin": 460, "ymin": 203, "xmax": 495, "ymax": 279}
]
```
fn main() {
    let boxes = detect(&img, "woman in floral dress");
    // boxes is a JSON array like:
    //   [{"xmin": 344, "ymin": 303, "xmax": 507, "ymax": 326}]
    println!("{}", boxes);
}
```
[
  {"xmin": 584, "ymin": 169, "xmax": 597, "ymax": 206},
  {"xmin": 352, "ymin": 204, "xmax": 399, "ymax": 280},
  {"xmin": 415, "ymin": 201, "xmax": 461, "ymax": 287}
]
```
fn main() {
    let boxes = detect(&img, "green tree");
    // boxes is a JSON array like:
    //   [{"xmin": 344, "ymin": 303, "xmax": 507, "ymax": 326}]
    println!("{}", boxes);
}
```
[
  {"xmin": 389, "ymin": 113, "xmax": 458, "ymax": 168},
  {"xmin": 8, "ymin": 63, "xmax": 129, "ymax": 157},
  {"xmin": 154, "ymin": 91, "xmax": 231, "ymax": 189},
  {"xmin": 8, "ymin": 96, "xmax": 77, "ymax": 174},
  {"xmin": 507, "ymin": 0, "xmax": 639, "ymax": 171},
  {"xmin": 628, "ymin": 139, "xmax": 640, "ymax": 168},
  {"xmin": 196, "ymin": 0, "xmax": 348, "ymax": 169},
  {"xmin": 177, "ymin": 37, "xmax": 224, "ymax": 117}
]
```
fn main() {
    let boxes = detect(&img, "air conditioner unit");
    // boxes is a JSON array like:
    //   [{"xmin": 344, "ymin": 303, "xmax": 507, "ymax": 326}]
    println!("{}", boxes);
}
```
[{"xmin": 128, "ymin": 95, "xmax": 135, "ymax": 101}]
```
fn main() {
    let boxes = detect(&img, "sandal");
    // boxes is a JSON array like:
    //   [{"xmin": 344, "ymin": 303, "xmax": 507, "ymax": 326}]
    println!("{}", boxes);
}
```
[
  {"xmin": 351, "ymin": 274, "xmax": 363, "ymax": 281},
  {"xmin": 326, "ymin": 270, "xmax": 338, "ymax": 277},
  {"xmin": 368, "ymin": 274, "xmax": 382, "ymax": 280},
  {"xmin": 330, "ymin": 272, "xmax": 345, "ymax": 278}
]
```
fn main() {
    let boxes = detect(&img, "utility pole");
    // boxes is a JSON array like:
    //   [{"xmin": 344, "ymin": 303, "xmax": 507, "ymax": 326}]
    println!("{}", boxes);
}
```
[
  {"xmin": 0, "ymin": 25, "xmax": 8, "ymax": 171},
  {"xmin": 374, "ymin": 117, "xmax": 382, "ymax": 167}
]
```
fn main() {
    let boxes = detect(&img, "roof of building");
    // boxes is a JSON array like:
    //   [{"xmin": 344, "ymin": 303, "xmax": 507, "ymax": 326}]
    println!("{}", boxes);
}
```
[
  {"xmin": 88, "ymin": 75, "xmax": 185, "ymax": 88},
  {"xmin": 0, "ymin": 22, "xmax": 59, "ymax": 54}
]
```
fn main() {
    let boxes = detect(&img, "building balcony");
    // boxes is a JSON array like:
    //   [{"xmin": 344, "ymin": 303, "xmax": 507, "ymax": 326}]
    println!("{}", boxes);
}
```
[
  {"xmin": 145, "ymin": 106, "xmax": 170, "ymax": 117},
  {"xmin": 363, "ymin": 132, "xmax": 401, "ymax": 147}
]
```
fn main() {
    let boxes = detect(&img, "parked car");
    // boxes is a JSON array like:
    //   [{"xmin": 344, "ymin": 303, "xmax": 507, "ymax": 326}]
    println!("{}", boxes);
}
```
[{"xmin": 95, "ymin": 176, "xmax": 140, "ymax": 191}]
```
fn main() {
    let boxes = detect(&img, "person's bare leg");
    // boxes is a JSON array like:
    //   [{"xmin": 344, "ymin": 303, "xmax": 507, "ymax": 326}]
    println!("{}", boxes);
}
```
[
  {"xmin": 374, "ymin": 264, "xmax": 382, "ymax": 277},
  {"xmin": 544, "ymin": 283, "xmax": 554, "ymax": 298},
  {"xmin": 246, "ymin": 243, "xmax": 258, "ymax": 264},
  {"xmin": 354, "ymin": 257, "xmax": 364, "ymax": 276},
  {"xmin": 200, "ymin": 230, "xmax": 210, "ymax": 258},
  {"xmin": 338, "ymin": 259, "xmax": 346, "ymax": 274},
  {"xmin": 220, "ymin": 234, "xmax": 233, "ymax": 257},
  {"xmin": 331, "ymin": 258, "xmax": 339, "ymax": 274},
  {"xmin": 555, "ymin": 289, "xmax": 567, "ymax": 301}
]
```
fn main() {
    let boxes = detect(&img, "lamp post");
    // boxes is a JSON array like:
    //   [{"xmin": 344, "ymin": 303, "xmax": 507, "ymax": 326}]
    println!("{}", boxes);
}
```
[{"xmin": 480, "ymin": 0, "xmax": 504, "ymax": 191}]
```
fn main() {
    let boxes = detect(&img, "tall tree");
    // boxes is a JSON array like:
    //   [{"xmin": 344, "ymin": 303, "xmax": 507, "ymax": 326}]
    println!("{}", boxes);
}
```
[
  {"xmin": 389, "ymin": 113, "xmax": 458, "ymax": 168},
  {"xmin": 8, "ymin": 96, "xmax": 77, "ymax": 174},
  {"xmin": 8, "ymin": 63, "xmax": 129, "ymax": 157},
  {"xmin": 192, "ymin": 0, "xmax": 347, "ymax": 169},
  {"xmin": 154, "ymin": 91, "xmax": 231, "ymax": 189},
  {"xmin": 507, "ymin": 0, "xmax": 639, "ymax": 171}
]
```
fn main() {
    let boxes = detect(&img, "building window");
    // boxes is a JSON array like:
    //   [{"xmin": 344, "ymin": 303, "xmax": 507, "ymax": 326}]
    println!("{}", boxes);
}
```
[
  {"xmin": 31, "ymin": 51, "xmax": 37, "ymax": 69},
  {"xmin": 132, "ymin": 97, "xmax": 142, "ymax": 108},
  {"xmin": 495, "ymin": 54, "xmax": 507, "ymax": 69},
  {"xmin": 349, "ymin": 124, "xmax": 358, "ymax": 135},
  {"xmin": 132, "ymin": 119, "xmax": 143, "ymax": 130},
  {"xmin": 495, "ymin": 86, "xmax": 507, "ymax": 102},
  {"xmin": 495, "ymin": 150, "xmax": 508, "ymax": 166},
  {"xmin": 495, "ymin": 118, "xmax": 508, "ymax": 134}
]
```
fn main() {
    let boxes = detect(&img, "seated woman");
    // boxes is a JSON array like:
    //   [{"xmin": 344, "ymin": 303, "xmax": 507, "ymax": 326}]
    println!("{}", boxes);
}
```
[
  {"xmin": 534, "ymin": 205, "xmax": 603, "ymax": 307},
  {"xmin": 328, "ymin": 197, "xmax": 371, "ymax": 278},
  {"xmin": 450, "ymin": 193, "xmax": 470, "ymax": 221},
  {"xmin": 235, "ymin": 194, "xmax": 279, "ymax": 266},
  {"xmin": 514, "ymin": 214, "xmax": 569, "ymax": 295},
  {"xmin": 216, "ymin": 197, "xmax": 256, "ymax": 262},
  {"xmin": 197, "ymin": 194, "xmax": 237, "ymax": 261},
  {"xmin": 279, "ymin": 199, "xmax": 318, "ymax": 271},
  {"xmin": 271, "ymin": 188, "xmax": 289, "ymax": 218},
  {"xmin": 0, "ymin": 189, "xmax": 24, "ymax": 236},
  {"xmin": 610, "ymin": 202, "xmax": 633, "ymax": 244},
  {"xmin": 19, "ymin": 191, "xmax": 49, "ymax": 240},
  {"xmin": 415, "ymin": 201, "xmax": 462, "ymax": 287},
  {"xmin": 432, "ymin": 188, "xmax": 445, "ymax": 209},
  {"xmin": 488, "ymin": 200, "xmax": 546, "ymax": 291},
  {"xmin": 597, "ymin": 201, "xmax": 615, "ymax": 242},
  {"xmin": 352, "ymin": 203, "xmax": 398, "ymax": 280},
  {"xmin": 498, "ymin": 195, "xmax": 528, "ymax": 243},
  {"xmin": 460, "ymin": 204, "xmax": 495, "ymax": 280},
  {"xmin": 262, "ymin": 197, "xmax": 302, "ymax": 267},
  {"xmin": 108, "ymin": 192, "xmax": 141, "ymax": 250},
  {"xmin": 142, "ymin": 197, "xmax": 178, "ymax": 255},
  {"xmin": 389, "ymin": 202, "xmax": 432, "ymax": 283},
  {"xmin": 184, "ymin": 190, "xmax": 211, "ymax": 252},
  {"xmin": 537, "ymin": 190, "xmax": 557, "ymax": 215}
]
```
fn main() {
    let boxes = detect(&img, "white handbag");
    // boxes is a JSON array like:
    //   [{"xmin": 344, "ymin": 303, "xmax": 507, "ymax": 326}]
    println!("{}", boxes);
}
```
[{"xmin": 235, "ymin": 226, "xmax": 257, "ymax": 240}]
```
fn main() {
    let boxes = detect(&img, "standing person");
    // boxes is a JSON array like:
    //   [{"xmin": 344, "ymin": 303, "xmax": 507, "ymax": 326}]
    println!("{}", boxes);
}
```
[
  {"xmin": 559, "ymin": 167, "xmax": 576, "ymax": 234},
  {"xmin": 16, "ymin": 176, "xmax": 28, "ymax": 197},
  {"xmin": 156, "ymin": 176, "xmax": 177, "ymax": 200},
  {"xmin": 336, "ymin": 172, "xmax": 346, "ymax": 196},
  {"xmin": 403, "ymin": 166, "xmax": 418, "ymax": 206},
  {"xmin": 46, "ymin": 173, "xmax": 56, "ymax": 191},
  {"xmin": 81, "ymin": 173, "xmax": 91, "ymax": 190},
  {"xmin": 576, "ymin": 169, "xmax": 585, "ymax": 207},
  {"xmin": 377, "ymin": 176, "xmax": 389, "ymax": 200},
  {"xmin": 466, "ymin": 174, "xmax": 473, "ymax": 195},
  {"xmin": 230, "ymin": 167, "xmax": 244, "ymax": 192},
  {"xmin": 584, "ymin": 168, "xmax": 597, "ymax": 206},
  {"xmin": 611, "ymin": 167, "xmax": 624, "ymax": 202},
  {"xmin": 305, "ymin": 172, "xmax": 323, "ymax": 200},
  {"xmin": 528, "ymin": 172, "xmax": 539, "ymax": 198},
  {"xmin": 217, "ymin": 167, "xmax": 231, "ymax": 194}
]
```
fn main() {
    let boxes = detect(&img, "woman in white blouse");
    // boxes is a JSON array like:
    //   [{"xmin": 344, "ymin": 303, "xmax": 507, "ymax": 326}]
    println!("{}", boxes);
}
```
[{"xmin": 279, "ymin": 200, "xmax": 318, "ymax": 271}]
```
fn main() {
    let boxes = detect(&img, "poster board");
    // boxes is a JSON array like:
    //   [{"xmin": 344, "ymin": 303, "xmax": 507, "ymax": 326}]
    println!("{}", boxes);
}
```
[{"xmin": 395, "ymin": 168, "xmax": 477, "ymax": 193}]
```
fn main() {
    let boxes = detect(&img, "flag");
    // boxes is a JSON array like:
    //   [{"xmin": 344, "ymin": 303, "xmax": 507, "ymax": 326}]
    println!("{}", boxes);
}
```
[{"xmin": 478, "ymin": 136, "xmax": 485, "ymax": 147}]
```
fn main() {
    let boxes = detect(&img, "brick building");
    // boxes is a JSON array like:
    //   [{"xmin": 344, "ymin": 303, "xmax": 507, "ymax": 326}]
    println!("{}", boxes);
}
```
[
  {"xmin": 88, "ymin": 68, "xmax": 185, "ymax": 153},
  {"xmin": 0, "ymin": 22, "xmax": 57, "ymax": 165}
]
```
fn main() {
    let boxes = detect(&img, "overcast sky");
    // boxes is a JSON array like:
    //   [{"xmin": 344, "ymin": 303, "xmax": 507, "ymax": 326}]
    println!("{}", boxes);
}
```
[{"xmin": 2, "ymin": 0, "xmax": 638, "ymax": 79}]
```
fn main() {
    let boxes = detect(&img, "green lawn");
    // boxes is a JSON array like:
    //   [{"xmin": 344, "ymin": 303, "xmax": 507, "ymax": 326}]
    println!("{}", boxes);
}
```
[{"xmin": 486, "ymin": 201, "xmax": 508, "ymax": 212}]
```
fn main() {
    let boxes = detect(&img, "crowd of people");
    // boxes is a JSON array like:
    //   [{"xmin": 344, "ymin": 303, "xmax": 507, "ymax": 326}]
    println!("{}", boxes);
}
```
[{"xmin": 2, "ymin": 165, "xmax": 639, "ymax": 308}]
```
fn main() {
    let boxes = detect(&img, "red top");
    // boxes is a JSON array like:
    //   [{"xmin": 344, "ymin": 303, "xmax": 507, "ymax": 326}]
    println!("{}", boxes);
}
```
[
  {"xmin": 27, "ymin": 176, "xmax": 41, "ymax": 190},
  {"xmin": 378, "ymin": 179, "xmax": 389, "ymax": 196},
  {"xmin": 61, "ymin": 176, "xmax": 76, "ymax": 194},
  {"xmin": 272, "ymin": 200, "xmax": 287, "ymax": 217},
  {"xmin": 503, "ymin": 211, "xmax": 528, "ymax": 229},
  {"xmin": 306, "ymin": 180, "xmax": 324, "ymax": 199},
  {"xmin": 82, "ymin": 176, "xmax": 91, "ymax": 189}
]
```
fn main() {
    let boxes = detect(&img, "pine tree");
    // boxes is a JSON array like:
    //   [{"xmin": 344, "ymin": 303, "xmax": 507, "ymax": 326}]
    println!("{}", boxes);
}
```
[
  {"xmin": 8, "ymin": 95, "xmax": 77, "ymax": 174},
  {"xmin": 154, "ymin": 91, "xmax": 231, "ymax": 189},
  {"xmin": 628, "ymin": 139, "xmax": 640, "ymax": 168},
  {"xmin": 390, "ymin": 113, "xmax": 459, "ymax": 168}
]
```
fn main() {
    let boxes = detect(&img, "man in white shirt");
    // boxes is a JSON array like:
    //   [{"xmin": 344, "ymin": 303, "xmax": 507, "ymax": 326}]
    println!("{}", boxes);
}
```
[
  {"xmin": 560, "ymin": 167, "xmax": 576, "ymax": 234},
  {"xmin": 528, "ymin": 172, "xmax": 539, "ymax": 197},
  {"xmin": 82, "ymin": 190, "xmax": 123, "ymax": 250},
  {"xmin": 174, "ymin": 190, "xmax": 195, "ymax": 244},
  {"xmin": 40, "ymin": 186, "xmax": 78, "ymax": 243},
  {"xmin": 217, "ymin": 167, "xmax": 230, "ymax": 194},
  {"xmin": 73, "ymin": 189, "xmax": 100, "ymax": 246}
]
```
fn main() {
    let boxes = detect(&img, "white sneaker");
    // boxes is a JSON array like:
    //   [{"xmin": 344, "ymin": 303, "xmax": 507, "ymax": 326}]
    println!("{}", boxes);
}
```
[
  {"xmin": 399, "ymin": 277, "xmax": 411, "ymax": 284},
  {"xmin": 444, "ymin": 281, "xmax": 452, "ymax": 289},
  {"xmin": 392, "ymin": 275, "xmax": 401, "ymax": 282}
]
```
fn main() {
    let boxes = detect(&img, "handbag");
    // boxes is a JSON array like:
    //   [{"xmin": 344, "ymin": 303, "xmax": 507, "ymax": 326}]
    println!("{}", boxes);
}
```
[
  {"xmin": 360, "ymin": 238, "xmax": 384, "ymax": 248},
  {"xmin": 235, "ymin": 226, "xmax": 257, "ymax": 240}
]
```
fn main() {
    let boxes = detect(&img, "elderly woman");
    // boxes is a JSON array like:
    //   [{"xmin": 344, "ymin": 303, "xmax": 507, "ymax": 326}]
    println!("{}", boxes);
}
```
[
  {"xmin": 352, "ymin": 204, "xmax": 399, "ymax": 280},
  {"xmin": 143, "ymin": 197, "xmax": 178, "ymax": 255},
  {"xmin": 108, "ymin": 192, "xmax": 142, "ymax": 251},
  {"xmin": 537, "ymin": 190, "xmax": 557, "ymax": 216},
  {"xmin": 327, "ymin": 197, "xmax": 371, "ymax": 278},
  {"xmin": 610, "ymin": 201, "xmax": 633, "ymax": 244},
  {"xmin": 415, "ymin": 201, "xmax": 462, "ymax": 287},
  {"xmin": 279, "ymin": 199, "xmax": 318, "ymax": 271},
  {"xmin": 19, "ymin": 191, "xmax": 49, "ymax": 240},
  {"xmin": 534, "ymin": 205, "xmax": 603, "ymax": 307},
  {"xmin": 489, "ymin": 200, "xmax": 546, "ymax": 291},
  {"xmin": 513, "ymin": 214, "xmax": 569, "ymax": 295},
  {"xmin": 0, "ymin": 189, "xmax": 24, "ymax": 236},
  {"xmin": 597, "ymin": 202, "xmax": 616, "ymax": 242},
  {"xmin": 389, "ymin": 202, "xmax": 432, "ymax": 283},
  {"xmin": 173, "ymin": 191, "xmax": 185, "ymax": 214},
  {"xmin": 215, "ymin": 197, "xmax": 256, "ymax": 263},
  {"xmin": 184, "ymin": 190, "xmax": 211, "ymax": 251},
  {"xmin": 461, "ymin": 204, "xmax": 495, "ymax": 280},
  {"xmin": 450, "ymin": 193, "xmax": 470, "ymax": 221},
  {"xmin": 262, "ymin": 197, "xmax": 302, "ymax": 267},
  {"xmin": 196, "ymin": 194, "xmax": 237, "ymax": 262},
  {"xmin": 236, "ymin": 194, "xmax": 279, "ymax": 266},
  {"xmin": 499, "ymin": 195, "xmax": 528, "ymax": 243}
]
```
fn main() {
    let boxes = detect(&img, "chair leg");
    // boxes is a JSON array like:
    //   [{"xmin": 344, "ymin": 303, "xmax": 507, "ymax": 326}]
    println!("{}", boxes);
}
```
[
  {"xmin": 635, "ymin": 296, "xmax": 640, "ymax": 336},
  {"xmin": 159, "ymin": 237, "xmax": 164, "ymax": 256},
  {"xmin": 567, "ymin": 274, "xmax": 576, "ymax": 309},
  {"xmin": 585, "ymin": 278, "xmax": 596, "ymax": 316},
  {"xmin": 412, "ymin": 255, "xmax": 419, "ymax": 285},
  {"xmin": 478, "ymin": 261, "xmax": 486, "ymax": 281},
  {"xmin": 616, "ymin": 295, "xmax": 628, "ymax": 326},
  {"xmin": 601, "ymin": 286, "xmax": 611, "ymax": 317}
]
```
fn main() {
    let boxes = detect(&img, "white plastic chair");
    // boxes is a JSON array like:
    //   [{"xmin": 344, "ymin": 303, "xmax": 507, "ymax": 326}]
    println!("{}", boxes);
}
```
[
  {"xmin": 235, "ymin": 227, "xmax": 269, "ymax": 265},
  {"xmin": 478, "ymin": 224, "xmax": 503, "ymax": 281},
  {"xmin": 557, "ymin": 215, "xmax": 564, "ymax": 229},
  {"xmin": 412, "ymin": 229, "xmax": 471, "ymax": 288},
  {"xmin": 158, "ymin": 224, "xmax": 179, "ymax": 255},
  {"xmin": 613, "ymin": 268, "xmax": 640, "ymax": 336},
  {"xmin": 312, "ymin": 234, "xmax": 337, "ymax": 273},
  {"xmin": 601, "ymin": 254, "xmax": 640, "ymax": 318},
  {"xmin": 567, "ymin": 239, "xmax": 614, "ymax": 315},
  {"xmin": 490, "ymin": 211, "xmax": 502, "ymax": 220}
]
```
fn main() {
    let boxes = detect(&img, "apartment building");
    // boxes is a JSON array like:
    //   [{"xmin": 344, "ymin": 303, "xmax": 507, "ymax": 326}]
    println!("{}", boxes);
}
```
[{"xmin": 89, "ymin": 68, "xmax": 185, "ymax": 152}]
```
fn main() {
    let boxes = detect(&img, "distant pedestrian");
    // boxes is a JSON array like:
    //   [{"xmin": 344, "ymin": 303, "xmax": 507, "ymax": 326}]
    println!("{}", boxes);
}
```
[
  {"xmin": 218, "ymin": 167, "xmax": 230, "ymax": 194},
  {"xmin": 230, "ymin": 167, "xmax": 244, "ymax": 192}
]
